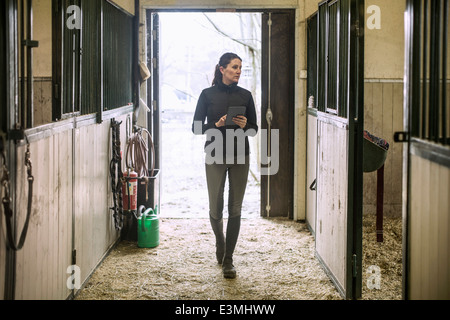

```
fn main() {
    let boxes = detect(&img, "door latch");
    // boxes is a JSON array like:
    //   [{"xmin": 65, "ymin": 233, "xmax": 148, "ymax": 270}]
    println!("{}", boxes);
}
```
[
  {"xmin": 309, "ymin": 179, "xmax": 317, "ymax": 191},
  {"xmin": 394, "ymin": 131, "xmax": 409, "ymax": 143}
]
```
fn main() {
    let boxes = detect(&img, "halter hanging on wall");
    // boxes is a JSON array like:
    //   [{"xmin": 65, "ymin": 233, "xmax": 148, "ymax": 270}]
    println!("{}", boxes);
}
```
[{"xmin": 1, "ymin": 136, "xmax": 34, "ymax": 251}]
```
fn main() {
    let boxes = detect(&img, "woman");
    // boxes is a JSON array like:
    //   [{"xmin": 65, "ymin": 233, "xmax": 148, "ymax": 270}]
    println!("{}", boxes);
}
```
[{"xmin": 191, "ymin": 52, "xmax": 258, "ymax": 279}]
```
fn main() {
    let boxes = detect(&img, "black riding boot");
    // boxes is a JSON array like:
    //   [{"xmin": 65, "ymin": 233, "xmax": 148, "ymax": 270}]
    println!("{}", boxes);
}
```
[
  {"xmin": 222, "ymin": 216, "xmax": 241, "ymax": 279},
  {"xmin": 210, "ymin": 216, "xmax": 225, "ymax": 264}
]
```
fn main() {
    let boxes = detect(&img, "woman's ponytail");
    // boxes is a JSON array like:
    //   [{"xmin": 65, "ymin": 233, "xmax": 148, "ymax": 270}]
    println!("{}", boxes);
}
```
[{"xmin": 212, "ymin": 64, "xmax": 222, "ymax": 86}]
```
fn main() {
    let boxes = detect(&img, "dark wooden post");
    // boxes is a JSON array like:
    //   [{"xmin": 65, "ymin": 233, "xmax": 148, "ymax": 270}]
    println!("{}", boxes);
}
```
[{"xmin": 376, "ymin": 164, "xmax": 384, "ymax": 242}]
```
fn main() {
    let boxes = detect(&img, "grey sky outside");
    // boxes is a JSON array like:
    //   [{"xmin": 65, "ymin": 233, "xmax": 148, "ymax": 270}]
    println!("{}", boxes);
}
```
[{"xmin": 158, "ymin": 12, "xmax": 263, "ymax": 218}]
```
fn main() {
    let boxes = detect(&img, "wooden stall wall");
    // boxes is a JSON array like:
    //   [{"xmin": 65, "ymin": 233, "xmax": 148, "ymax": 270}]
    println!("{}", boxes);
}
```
[
  {"xmin": 33, "ymin": 78, "xmax": 53, "ymax": 126},
  {"xmin": 5, "ymin": 114, "xmax": 128, "ymax": 300},
  {"xmin": 315, "ymin": 120, "xmax": 349, "ymax": 293},
  {"xmin": 14, "ymin": 131, "xmax": 73, "ymax": 300},
  {"xmin": 363, "ymin": 80, "xmax": 404, "ymax": 217},
  {"xmin": 408, "ymin": 155, "xmax": 450, "ymax": 299},
  {"xmin": 73, "ymin": 116, "xmax": 127, "ymax": 295}
]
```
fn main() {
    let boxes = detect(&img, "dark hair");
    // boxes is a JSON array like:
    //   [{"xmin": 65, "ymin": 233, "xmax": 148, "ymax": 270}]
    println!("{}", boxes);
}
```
[{"xmin": 212, "ymin": 52, "xmax": 242, "ymax": 86}]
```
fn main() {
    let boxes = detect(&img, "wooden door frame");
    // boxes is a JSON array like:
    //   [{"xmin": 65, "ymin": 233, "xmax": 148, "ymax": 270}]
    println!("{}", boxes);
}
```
[
  {"xmin": 261, "ymin": 9, "xmax": 296, "ymax": 219},
  {"xmin": 145, "ymin": 8, "xmax": 296, "ymax": 219}
]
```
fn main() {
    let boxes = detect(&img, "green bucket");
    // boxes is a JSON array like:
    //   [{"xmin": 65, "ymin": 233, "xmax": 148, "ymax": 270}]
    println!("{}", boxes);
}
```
[{"xmin": 137, "ymin": 207, "xmax": 159, "ymax": 248}]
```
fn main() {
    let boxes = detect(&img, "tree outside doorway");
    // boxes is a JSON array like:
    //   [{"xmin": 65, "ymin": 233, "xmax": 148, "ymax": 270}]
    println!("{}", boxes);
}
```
[{"xmin": 158, "ymin": 12, "xmax": 262, "ymax": 219}]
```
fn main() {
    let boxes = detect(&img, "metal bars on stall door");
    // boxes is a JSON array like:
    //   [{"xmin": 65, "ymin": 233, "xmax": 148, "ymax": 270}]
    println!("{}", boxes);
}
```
[
  {"xmin": 103, "ymin": 0, "xmax": 134, "ymax": 112},
  {"xmin": 20, "ymin": 0, "xmax": 39, "ymax": 129},
  {"xmin": 415, "ymin": 0, "xmax": 449, "ymax": 145},
  {"xmin": 307, "ymin": 12, "xmax": 318, "ymax": 108},
  {"xmin": 63, "ymin": 0, "xmax": 81, "ymax": 118},
  {"xmin": 316, "ymin": 0, "xmax": 350, "ymax": 119},
  {"xmin": 80, "ymin": 0, "xmax": 101, "ymax": 117},
  {"xmin": 55, "ymin": 0, "xmax": 134, "ymax": 121}
]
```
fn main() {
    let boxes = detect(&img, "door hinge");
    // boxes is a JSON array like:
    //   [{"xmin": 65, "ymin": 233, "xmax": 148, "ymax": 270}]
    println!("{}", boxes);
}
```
[
  {"xmin": 72, "ymin": 249, "xmax": 77, "ymax": 265},
  {"xmin": 352, "ymin": 254, "xmax": 358, "ymax": 278},
  {"xmin": 394, "ymin": 131, "xmax": 409, "ymax": 143},
  {"xmin": 8, "ymin": 124, "xmax": 25, "ymax": 142},
  {"xmin": 22, "ymin": 39, "xmax": 39, "ymax": 48}
]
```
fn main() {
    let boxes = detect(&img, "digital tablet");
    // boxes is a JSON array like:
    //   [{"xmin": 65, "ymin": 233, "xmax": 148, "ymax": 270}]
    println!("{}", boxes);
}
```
[{"xmin": 225, "ymin": 106, "xmax": 247, "ymax": 127}]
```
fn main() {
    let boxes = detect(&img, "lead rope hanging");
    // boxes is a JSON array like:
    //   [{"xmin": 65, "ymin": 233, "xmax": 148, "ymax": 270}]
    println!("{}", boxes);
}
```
[
  {"xmin": 1, "ymin": 137, "xmax": 34, "ymax": 251},
  {"xmin": 110, "ymin": 119, "xmax": 124, "ymax": 230}
]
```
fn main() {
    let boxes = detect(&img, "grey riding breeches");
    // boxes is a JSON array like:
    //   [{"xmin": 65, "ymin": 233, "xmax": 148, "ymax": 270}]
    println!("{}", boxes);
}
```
[{"xmin": 205, "ymin": 156, "xmax": 249, "ymax": 220}]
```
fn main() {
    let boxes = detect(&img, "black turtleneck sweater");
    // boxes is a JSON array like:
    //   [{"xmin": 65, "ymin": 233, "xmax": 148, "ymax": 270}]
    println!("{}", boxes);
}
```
[{"xmin": 191, "ymin": 81, "xmax": 258, "ymax": 158}]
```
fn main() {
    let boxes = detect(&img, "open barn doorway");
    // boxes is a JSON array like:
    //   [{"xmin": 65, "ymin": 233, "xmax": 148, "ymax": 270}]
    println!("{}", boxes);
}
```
[{"xmin": 155, "ymin": 12, "xmax": 262, "ymax": 219}]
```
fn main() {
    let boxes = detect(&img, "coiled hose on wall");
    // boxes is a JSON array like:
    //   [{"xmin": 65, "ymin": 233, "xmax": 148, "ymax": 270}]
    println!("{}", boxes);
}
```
[{"xmin": 125, "ymin": 127, "xmax": 155, "ymax": 178}]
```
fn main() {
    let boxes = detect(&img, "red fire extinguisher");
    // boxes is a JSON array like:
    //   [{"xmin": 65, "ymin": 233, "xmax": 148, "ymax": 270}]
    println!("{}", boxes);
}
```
[{"xmin": 122, "ymin": 169, "xmax": 138, "ymax": 211}]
